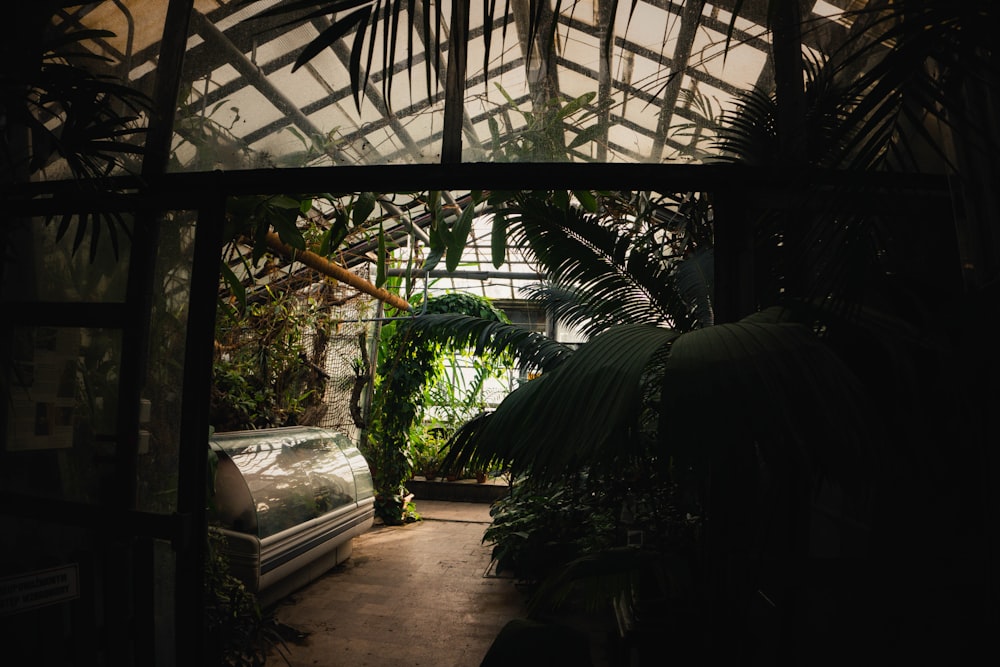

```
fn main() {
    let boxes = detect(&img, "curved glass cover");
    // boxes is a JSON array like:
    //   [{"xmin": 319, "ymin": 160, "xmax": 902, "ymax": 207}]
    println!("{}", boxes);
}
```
[{"xmin": 210, "ymin": 426, "xmax": 372, "ymax": 539}]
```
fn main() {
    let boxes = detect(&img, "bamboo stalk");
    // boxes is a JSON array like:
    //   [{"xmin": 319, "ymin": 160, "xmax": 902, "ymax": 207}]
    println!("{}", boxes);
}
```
[{"xmin": 264, "ymin": 232, "xmax": 411, "ymax": 312}]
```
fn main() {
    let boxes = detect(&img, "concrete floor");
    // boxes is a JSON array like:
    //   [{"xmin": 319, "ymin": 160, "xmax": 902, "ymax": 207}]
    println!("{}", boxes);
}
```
[{"xmin": 267, "ymin": 500, "xmax": 527, "ymax": 667}]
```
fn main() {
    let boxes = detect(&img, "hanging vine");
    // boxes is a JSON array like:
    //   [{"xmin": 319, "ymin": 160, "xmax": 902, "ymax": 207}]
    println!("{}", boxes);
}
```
[{"xmin": 366, "ymin": 293, "xmax": 510, "ymax": 524}]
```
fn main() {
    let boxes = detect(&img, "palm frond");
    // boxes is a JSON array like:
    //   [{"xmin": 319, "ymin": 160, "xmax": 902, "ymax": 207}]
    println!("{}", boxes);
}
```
[
  {"xmin": 659, "ymin": 307, "xmax": 876, "ymax": 488},
  {"xmin": 527, "ymin": 546, "xmax": 683, "ymax": 614},
  {"xmin": 674, "ymin": 247, "xmax": 714, "ymax": 327},
  {"xmin": 242, "ymin": 0, "xmax": 630, "ymax": 112},
  {"xmin": 447, "ymin": 306, "xmax": 876, "ymax": 491},
  {"xmin": 399, "ymin": 312, "xmax": 574, "ymax": 371},
  {"xmin": 444, "ymin": 323, "xmax": 681, "ymax": 479},
  {"xmin": 507, "ymin": 198, "xmax": 703, "ymax": 333}
]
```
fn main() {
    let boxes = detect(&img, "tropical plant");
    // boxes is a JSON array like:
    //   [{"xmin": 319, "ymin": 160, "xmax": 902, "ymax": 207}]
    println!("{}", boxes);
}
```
[
  {"xmin": 394, "ymin": 186, "xmax": 886, "ymax": 662},
  {"xmin": 211, "ymin": 283, "xmax": 335, "ymax": 431},
  {"xmin": 1, "ymin": 5, "xmax": 149, "ymax": 183},
  {"xmin": 406, "ymin": 422, "xmax": 449, "ymax": 479},
  {"xmin": 240, "ymin": 0, "xmax": 587, "ymax": 111},
  {"xmin": 366, "ymin": 291, "xmax": 511, "ymax": 523},
  {"xmin": 483, "ymin": 474, "xmax": 618, "ymax": 581},
  {"xmin": 425, "ymin": 2, "xmax": 999, "ymax": 659},
  {"xmin": 1, "ymin": 4, "xmax": 151, "ymax": 265},
  {"xmin": 204, "ymin": 530, "xmax": 292, "ymax": 667},
  {"xmin": 487, "ymin": 85, "xmax": 604, "ymax": 162}
]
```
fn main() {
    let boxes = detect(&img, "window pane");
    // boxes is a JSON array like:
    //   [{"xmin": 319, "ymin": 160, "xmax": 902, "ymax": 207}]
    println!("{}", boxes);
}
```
[
  {"xmin": 1, "ymin": 326, "xmax": 123, "ymax": 503},
  {"xmin": 0, "ymin": 216, "xmax": 132, "ymax": 304}
]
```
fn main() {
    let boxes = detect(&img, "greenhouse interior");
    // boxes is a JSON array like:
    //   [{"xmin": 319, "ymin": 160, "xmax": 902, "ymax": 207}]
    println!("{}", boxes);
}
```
[{"xmin": 1, "ymin": 0, "xmax": 997, "ymax": 665}]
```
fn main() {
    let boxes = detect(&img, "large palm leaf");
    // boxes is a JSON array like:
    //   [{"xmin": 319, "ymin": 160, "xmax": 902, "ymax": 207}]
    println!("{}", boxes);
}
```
[
  {"xmin": 398, "ymin": 311, "xmax": 574, "ymax": 371},
  {"xmin": 445, "ymin": 307, "xmax": 874, "ymax": 486},
  {"xmin": 826, "ymin": 1, "xmax": 999, "ymax": 172},
  {"xmin": 504, "ymin": 195, "xmax": 713, "ymax": 335},
  {"xmin": 445, "ymin": 323, "xmax": 681, "ymax": 477}
]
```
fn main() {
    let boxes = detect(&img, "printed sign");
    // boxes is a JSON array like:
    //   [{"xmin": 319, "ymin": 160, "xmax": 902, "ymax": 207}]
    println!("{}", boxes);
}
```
[{"xmin": 0, "ymin": 564, "xmax": 80, "ymax": 616}]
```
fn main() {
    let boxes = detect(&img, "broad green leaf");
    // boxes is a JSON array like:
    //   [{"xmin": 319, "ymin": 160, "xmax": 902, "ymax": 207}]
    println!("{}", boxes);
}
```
[
  {"xmin": 568, "ymin": 124, "xmax": 605, "ymax": 149},
  {"xmin": 352, "ymin": 191, "xmax": 377, "ymax": 226},
  {"xmin": 556, "ymin": 91, "xmax": 597, "ymax": 121},
  {"xmin": 423, "ymin": 246, "xmax": 445, "ymax": 271},
  {"xmin": 376, "ymin": 222, "xmax": 387, "ymax": 287},
  {"xmin": 552, "ymin": 190, "xmax": 570, "ymax": 210},
  {"xmin": 220, "ymin": 262, "xmax": 247, "ymax": 314},
  {"xmin": 270, "ymin": 194, "xmax": 302, "ymax": 209},
  {"xmin": 446, "ymin": 200, "xmax": 477, "ymax": 272},
  {"xmin": 267, "ymin": 197, "xmax": 305, "ymax": 250},
  {"xmin": 447, "ymin": 324, "xmax": 681, "ymax": 478},
  {"xmin": 321, "ymin": 208, "xmax": 350, "ymax": 255},
  {"xmin": 491, "ymin": 210, "xmax": 508, "ymax": 268},
  {"xmin": 573, "ymin": 190, "xmax": 599, "ymax": 212}
]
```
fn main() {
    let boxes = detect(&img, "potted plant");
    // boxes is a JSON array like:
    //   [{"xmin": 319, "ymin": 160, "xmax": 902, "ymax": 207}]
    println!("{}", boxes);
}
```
[{"xmin": 407, "ymin": 422, "xmax": 447, "ymax": 481}]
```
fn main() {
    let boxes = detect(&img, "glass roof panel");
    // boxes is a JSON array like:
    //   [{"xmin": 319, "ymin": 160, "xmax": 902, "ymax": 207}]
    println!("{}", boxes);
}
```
[{"xmin": 35, "ymin": 0, "xmax": 876, "ymax": 176}]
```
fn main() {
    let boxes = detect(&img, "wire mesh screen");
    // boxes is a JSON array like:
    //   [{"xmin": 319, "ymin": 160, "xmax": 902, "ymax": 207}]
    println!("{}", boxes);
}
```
[
  {"xmin": 306, "ymin": 292, "xmax": 377, "ymax": 444},
  {"xmin": 212, "ymin": 264, "xmax": 379, "ymax": 443},
  {"xmin": 299, "ymin": 268, "xmax": 378, "ymax": 444}
]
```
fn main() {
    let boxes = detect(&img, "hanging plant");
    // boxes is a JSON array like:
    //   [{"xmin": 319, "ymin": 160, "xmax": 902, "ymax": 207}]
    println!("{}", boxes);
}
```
[{"xmin": 366, "ymin": 293, "xmax": 510, "ymax": 524}]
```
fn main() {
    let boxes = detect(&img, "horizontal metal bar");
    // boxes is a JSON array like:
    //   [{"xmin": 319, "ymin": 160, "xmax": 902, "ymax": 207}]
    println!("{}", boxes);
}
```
[
  {"xmin": 388, "ymin": 268, "xmax": 543, "ymax": 280},
  {"xmin": 0, "ymin": 492, "xmax": 184, "ymax": 543},
  {"xmin": 5, "ymin": 164, "xmax": 951, "ymax": 207}
]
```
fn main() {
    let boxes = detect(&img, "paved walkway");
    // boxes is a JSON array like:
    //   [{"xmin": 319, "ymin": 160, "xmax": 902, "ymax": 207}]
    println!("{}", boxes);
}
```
[{"xmin": 269, "ymin": 500, "xmax": 527, "ymax": 667}]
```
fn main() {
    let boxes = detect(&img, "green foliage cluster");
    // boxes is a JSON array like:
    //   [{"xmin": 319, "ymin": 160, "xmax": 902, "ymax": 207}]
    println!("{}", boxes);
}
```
[
  {"xmin": 406, "ymin": 423, "xmax": 450, "ymax": 479},
  {"xmin": 366, "ymin": 292, "xmax": 510, "ymax": 524},
  {"xmin": 211, "ymin": 285, "xmax": 333, "ymax": 431},
  {"xmin": 204, "ymin": 531, "xmax": 289, "ymax": 667},
  {"xmin": 487, "ymin": 84, "xmax": 605, "ymax": 162},
  {"xmin": 483, "ymin": 466, "xmax": 704, "ymax": 631},
  {"xmin": 485, "ymin": 476, "xmax": 618, "ymax": 582}
]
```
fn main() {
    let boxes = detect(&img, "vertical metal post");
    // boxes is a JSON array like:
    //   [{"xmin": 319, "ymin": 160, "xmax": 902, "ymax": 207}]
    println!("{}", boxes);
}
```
[
  {"xmin": 174, "ymin": 189, "xmax": 226, "ymax": 664},
  {"xmin": 712, "ymin": 189, "xmax": 756, "ymax": 323},
  {"xmin": 441, "ymin": 0, "xmax": 469, "ymax": 163}
]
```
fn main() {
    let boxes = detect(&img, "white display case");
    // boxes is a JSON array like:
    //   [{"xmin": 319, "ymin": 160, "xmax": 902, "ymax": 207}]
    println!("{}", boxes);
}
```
[{"xmin": 208, "ymin": 426, "xmax": 375, "ymax": 606}]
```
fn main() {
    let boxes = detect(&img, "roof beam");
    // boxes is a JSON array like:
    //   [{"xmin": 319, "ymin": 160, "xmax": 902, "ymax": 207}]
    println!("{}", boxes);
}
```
[
  {"xmin": 442, "ymin": 0, "xmax": 471, "ymax": 163},
  {"xmin": 649, "ymin": 0, "xmax": 702, "ymax": 162},
  {"xmin": 190, "ymin": 9, "xmax": 355, "ymax": 164}
]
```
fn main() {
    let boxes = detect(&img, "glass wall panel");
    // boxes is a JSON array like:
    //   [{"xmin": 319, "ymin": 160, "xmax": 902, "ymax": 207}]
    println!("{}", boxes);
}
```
[
  {"xmin": 1, "ymin": 519, "xmax": 118, "ymax": 664},
  {"xmin": 0, "ymin": 215, "xmax": 132, "ymax": 303},
  {"xmin": 1, "ymin": 326, "xmax": 123, "ymax": 504},
  {"xmin": 136, "ymin": 211, "xmax": 199, "ymax": 514}
]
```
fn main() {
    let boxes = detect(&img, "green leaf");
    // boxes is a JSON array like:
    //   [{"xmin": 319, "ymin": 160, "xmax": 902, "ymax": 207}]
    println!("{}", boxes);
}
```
[
  {"xmin": 266, "ymin": 197, "xmax": 306, "ymax": 251},
  {"xmin": 567, "ymin": 124, "xmax": 605, "ymax": 149},
  {"xmin": 291, "ymin": 7, "xmax": 371, "ymax": 73},
  {"xmin": 556, "ymin": 91, "xmax": 597, "ymax": 121},
  {"xmin": 573, "ymin": 190, "xmax": 599, "ymax": 212},
  {"xmin": 353, "ymin": 191, "xmax": 377, "ymax": 226},
  {"xmin": 421, "ymin": 249, "xmax": 442, "ymax": 271},
  {"xmin": 376, "ymin": 222, "xmax": 387, "ymax": 287},
  {"xmin": 491, "ymin": 210, "xmax": 508, "ymax": 268},
  {"xmin": 220, "ymin": 262, "xmax": 247, "ymax": 314},
  {"xmin": 488, "ymin": 115, "xmax": 502, "ymax": 151},
  {"xmin": 321, "ymin": 208, "xmax": 350, "ymax": 255},
  {"xmin": 552, "ymin": 190, "xmax": 570, "ymax": 210},
  {"xmin": 447, "ymin": 324, "xmax": 680, "ymax": 479},
  {"xmin": 446, "ymin": 200, "xmax": 477, "ymax": 272},
  {"xmin": 270, "ymin": 194, "xmax": 302, "ymax": 209}
]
